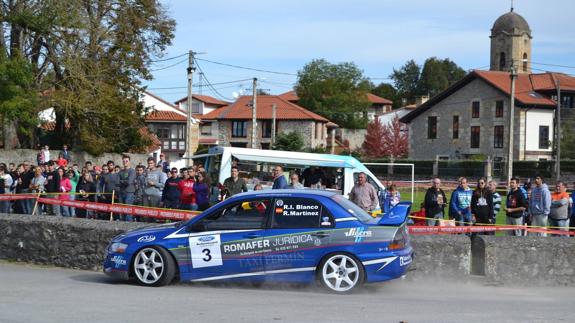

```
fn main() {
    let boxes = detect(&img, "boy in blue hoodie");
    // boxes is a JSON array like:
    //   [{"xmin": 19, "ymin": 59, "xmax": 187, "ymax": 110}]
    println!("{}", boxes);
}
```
[
  {"xmin": 528, "ymin": 174, "xmax": 551, "ymax": 236},
  {"xmin": 450, "ymin": 177, "xmax": 473, "ymax": 226}
]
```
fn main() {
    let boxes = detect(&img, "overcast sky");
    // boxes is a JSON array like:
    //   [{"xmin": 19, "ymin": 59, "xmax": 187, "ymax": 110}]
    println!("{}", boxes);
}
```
[{"xmin": 147, "ymin": 0, "xmax": 575, "ymax": 103}]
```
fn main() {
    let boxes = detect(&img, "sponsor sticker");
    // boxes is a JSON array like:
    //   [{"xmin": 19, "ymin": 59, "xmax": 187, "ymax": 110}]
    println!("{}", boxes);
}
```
[
  {"xmin": 111, "ymin": 255, "xmax": 127, "ymax": 268},
  {"xmin": 400, "ymin": 255, "xmax": 412, "ymax": 266},
  {"xmin": 137, "ymin": 235, "xmax": 156, "ymax": 243},
  {"xmin": 344, "ymin": 227, "xmax": 373, "ymax": 243}
]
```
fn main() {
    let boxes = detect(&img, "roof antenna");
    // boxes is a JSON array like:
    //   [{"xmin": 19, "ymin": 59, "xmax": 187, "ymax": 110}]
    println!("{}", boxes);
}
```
[{"xmin": 510, "ymin": 0, "xmax": 514, "ymax": 12}]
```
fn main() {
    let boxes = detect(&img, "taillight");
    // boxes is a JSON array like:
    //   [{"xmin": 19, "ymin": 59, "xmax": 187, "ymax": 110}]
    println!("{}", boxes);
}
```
[{"xmin": 388, "ymin": 225, "xmax": 408, "ymax": 250}]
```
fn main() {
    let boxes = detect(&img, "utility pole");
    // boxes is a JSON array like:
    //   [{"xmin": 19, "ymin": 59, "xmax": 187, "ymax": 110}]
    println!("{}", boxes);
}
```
[
  {"xmin": 251, "ymin": 77, "xmax": 257, "ymax": 149},
  {"xmin": 555, "ymin": 76, "xmax": 561, "ymax": 180},
  {"xmin": 507, "ymin": 65, "xmax": 517, "ymax": 184},
  {"xmin": 271, "ymin": 103, "xmax": 277, "ymax": 149},
  {"xmin": 186, "ymin": 50, "xmax": 196, "ymax": 167}
]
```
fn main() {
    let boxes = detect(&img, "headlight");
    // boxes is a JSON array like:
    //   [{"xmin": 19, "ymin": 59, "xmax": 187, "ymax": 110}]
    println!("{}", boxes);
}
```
[{"xmin": 109, "ymin": 242, "xmax": 129, "ymax": 254}]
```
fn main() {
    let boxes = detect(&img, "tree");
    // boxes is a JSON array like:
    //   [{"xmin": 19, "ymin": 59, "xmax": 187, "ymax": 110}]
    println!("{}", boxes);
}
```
[
  {"xmin": 419, "ymin": 57, "xmax": 466, "ymax": 98},
  {"xmin": 371, "ymin": 82, "xmax": 399, "ymax": 109},
  {"xmin": 272, "ymin": 131, "xmax": 304, "ymax": 152},
  {"xmin": 362, "ymin": 116, "xmax": 408, "ymax": 158},
  {"xmin": 0, "ymin": 0, "xmax": 175, "ymax": 154},
  {"xmin": 390, "ymin": 57, "xmax": 466, "ymax": 105},
  {"xmin": 296, "ymin": 59, "xmax": 371, "ymax": 129},
  {"xmin": 390, "ymin": 59, "xmax": 421, "ymax": 105}
]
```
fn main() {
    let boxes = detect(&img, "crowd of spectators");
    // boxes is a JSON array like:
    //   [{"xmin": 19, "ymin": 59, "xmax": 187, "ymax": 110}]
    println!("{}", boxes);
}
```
[
  {"xmin": 421, "ymin": 174, "xmax": 575, "ymax": 236},
  {"xmin": 2, "ymin": 147, "xmax": 574, "ymax": 235}
]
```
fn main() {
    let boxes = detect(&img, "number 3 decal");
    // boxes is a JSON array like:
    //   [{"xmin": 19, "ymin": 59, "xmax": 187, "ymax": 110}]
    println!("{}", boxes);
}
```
[
  {"xmin": 202, "ymin": 248, "xmax": 212, "ymax": 262},
  {"xmin": 189, "ymin": 235, "xmax": 223, "ymax": 268}
]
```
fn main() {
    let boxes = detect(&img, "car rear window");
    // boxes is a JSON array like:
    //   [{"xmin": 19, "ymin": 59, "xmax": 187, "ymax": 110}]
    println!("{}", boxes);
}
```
[{"xmin": 331, "ymin": 195, "xmax": 375, "ymax": 224}]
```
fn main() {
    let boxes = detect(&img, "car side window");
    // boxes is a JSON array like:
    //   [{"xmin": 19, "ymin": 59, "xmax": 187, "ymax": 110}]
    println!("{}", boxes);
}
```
[
  {"xmin": 200, "ymin": 199, "xmax": 270, "ymax": 230},
  {"xmin": 271, "ymin": 197, "xmax": 333, "ymax": 229}
]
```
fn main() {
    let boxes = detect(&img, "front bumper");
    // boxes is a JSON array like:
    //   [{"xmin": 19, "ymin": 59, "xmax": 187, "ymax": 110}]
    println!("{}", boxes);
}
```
[{"xmin": 103, "ymin": 253, "xmax": 130, "ymax": 280}]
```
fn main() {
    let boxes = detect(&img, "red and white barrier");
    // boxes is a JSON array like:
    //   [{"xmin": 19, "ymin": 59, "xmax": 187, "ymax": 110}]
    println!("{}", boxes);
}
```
[{"xmin": 408, "ymin": 225, "xmax": 575, "ymax": 236}]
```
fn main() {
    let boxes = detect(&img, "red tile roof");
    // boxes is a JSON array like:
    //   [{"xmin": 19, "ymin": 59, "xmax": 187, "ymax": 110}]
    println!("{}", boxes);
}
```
[
  {"xmin": 474, "ymin": 70, "xmax": 556, "ymax": 106},
  {"xmin": 279, "ymin": 90, "xmax": 392, "ymax": 105},
  {"xmin": 529, "ymin": 73, "xmax": 575, "ymax": 92},
  {"xmin": 200, "ymin": 95, "xmax": 330, "ymax": 122},
  {"xmin": 39, "ymin": 121, "xmax": 71, "ymax": 131},
  {"xmin": 366, "ymin": 93, "xmax": 393, "ymax": 104},
  {"xmin": 145, "ymin": 110, "xmax": 186, "ymax": 122},
  {"xmin": 174, "ymin": 94, "xmax": 229, "ymax": 106}
]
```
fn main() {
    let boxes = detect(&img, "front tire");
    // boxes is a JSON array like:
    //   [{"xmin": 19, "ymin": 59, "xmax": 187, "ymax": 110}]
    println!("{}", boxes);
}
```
[
  {"xmin": 132, "ymin": 247, "xmax": 176, "ymax": 286},
  {"xmin": 318, "ymin": 253, "xmax": 364, "ymax": 293}
]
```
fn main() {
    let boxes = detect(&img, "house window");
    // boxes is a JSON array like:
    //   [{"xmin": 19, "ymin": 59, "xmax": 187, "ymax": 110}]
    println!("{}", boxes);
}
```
[
  {"xmin": 232, "ymin": 121, "xmax": 247, "ymax": 138},
  {"xmin": 191, "ymin": 102, "xmax": 202, "ymax": 114},
  {"xmin": 471, "ymin": 126, "xmax": 480, "ymax": 148},
  {"xmin": 452, "ymin": 116, "xmax": 459, "ymax": 139},
  {"xmin": 156, "ymin": 128, "xmax": 170, "ymax": 139},
  {"xmin": 495, "ymin": 101, "xmax": 504, "ymax": 118},
  {"xmin": 201, "ymin": 123, "xmax": 212, "ymax": 136},
  {"xmin": 472, "ymin": 101, "xmax": 480, "ymax": 118},
  {"xmin": 427, "ymin": 116, "xmax": 437, "ymax": 139},
  {"xmin": 494, "ymin": 125, "xmax": 504, "ymax": 148},
  {"xmin": 261, "ymin": 120, "xmax": 272, "ymax": 138},
  {"xmin": 539, "ymin": 126, "xmax": 549, "ymax": 149},
  {"xmin": 522, "ymin": 53, "xmax": 528, "ymax": 72}
]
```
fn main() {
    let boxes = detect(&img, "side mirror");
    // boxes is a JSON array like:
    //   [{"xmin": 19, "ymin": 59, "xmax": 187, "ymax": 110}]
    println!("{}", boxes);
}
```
[{"xmin": 187, "ymin": 222, "xmax": 205, "ymax": 232}]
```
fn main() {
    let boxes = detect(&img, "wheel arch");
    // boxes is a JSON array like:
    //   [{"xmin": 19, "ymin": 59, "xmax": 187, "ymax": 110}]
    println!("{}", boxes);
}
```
[{"xmin": 128, "ymin": 245, "xmax": 181, "ymax": 280}]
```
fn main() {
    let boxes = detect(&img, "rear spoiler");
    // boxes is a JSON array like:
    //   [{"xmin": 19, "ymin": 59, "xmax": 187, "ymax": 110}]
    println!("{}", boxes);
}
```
[{"xmin": 377, "ymin": 202, "xmax": 412, "ymax": 226}]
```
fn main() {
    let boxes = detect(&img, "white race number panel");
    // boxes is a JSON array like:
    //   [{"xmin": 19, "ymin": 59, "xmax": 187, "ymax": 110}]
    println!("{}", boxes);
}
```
[{"xmin": 189, "ymin": 234, "xmax": 223, "ymax": 268}]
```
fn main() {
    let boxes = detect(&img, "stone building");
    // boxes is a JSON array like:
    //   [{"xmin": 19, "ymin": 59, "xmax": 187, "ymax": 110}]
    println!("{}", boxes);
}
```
[
  {"xmin": 200, "ymin": 95, "xmax": 334, "ymax": 150},
  {"xmin": 400, "ymin": 9, "xmax": 575, "ymax": 161}
]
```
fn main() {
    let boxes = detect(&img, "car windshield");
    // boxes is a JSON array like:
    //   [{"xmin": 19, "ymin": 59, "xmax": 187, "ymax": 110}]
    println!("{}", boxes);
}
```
[{"xmin": 331, "ymin": 195, "xmax": 375, "ymax": 224}]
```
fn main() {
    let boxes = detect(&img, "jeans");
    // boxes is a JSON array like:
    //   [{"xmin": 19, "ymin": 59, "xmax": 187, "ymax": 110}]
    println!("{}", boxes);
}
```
[
  {"xmin": 529, "ymin": 214, "xmax": 548, "ymax": 237},
  {"xmin": 61, "ymin": 205, "xmax": 71, "ymax": 217},
  {"xmin": 118, "ymin": 192, "xmax": 135, "ymax": 221},
  {"xmin": 163, "ymin": 200, "xmax": 180, "ymax": 210},
  {"xmin": 0, "ymin": 200, "xmax": 10, "ymax": 214},
  {"xmin": 506, "ymin": 216, "xmax": 523, "ymax": 236},
  {"xmin": 69, "ymin": 193, "xmax": 76, "ymax": 217},
  {"xmin": 144, "ymin": 195, "xmax": 162, "ymax": 222},
  {"xmin": 426, "ymin": 212, "xmax": 444, "ymax": 226},
  {"xmin": 46, "ymin": 194, "xmax": 60, "ymax": 216},
  {"xmin": 548, "ymin": 218, "xmax": 569, "ymax": 236},
  {"xmin": 20, "ymin": 189, "xmax": 32, "ymax": 214},
  {"xmin": 456, "ymin": 212, "xmax": 473, "ymax": 226}
]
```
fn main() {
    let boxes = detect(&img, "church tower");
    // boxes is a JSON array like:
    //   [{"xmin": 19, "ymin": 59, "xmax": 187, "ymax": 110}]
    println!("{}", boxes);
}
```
[{"xmin": 490, "ymin": 8, "xmax": 532, "ymax": 73}]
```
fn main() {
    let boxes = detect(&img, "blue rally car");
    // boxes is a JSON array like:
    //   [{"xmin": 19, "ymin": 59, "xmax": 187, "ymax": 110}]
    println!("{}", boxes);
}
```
[{"xmin": 103, "ymin": 190, "xmax": 413, "ymax": 293}]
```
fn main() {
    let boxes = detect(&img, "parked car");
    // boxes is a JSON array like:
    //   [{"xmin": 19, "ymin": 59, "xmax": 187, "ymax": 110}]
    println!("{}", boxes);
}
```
[{"xmin": 103, "ymin": 189, "xmax": 413, "ymax": 293}]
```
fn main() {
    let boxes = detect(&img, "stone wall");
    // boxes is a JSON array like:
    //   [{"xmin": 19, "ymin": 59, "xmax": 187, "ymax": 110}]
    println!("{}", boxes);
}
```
[
  {"xmin": 0, "ymin": 214, "xmax": 146, "ymax": 271},
  {"xmin": 335, "ymin": 128, "xmax": 367, "ymax": 150},
  {"xmin": 476, "ymin": 236, "xmax": 575, "ymax": 286},
  {"xmin": 0, "ymin": 149, "xmax": 150, "ymax": 167},
  {"xmin": 408, "ymin": 235, "xmax": 471, "ymax": 280}
]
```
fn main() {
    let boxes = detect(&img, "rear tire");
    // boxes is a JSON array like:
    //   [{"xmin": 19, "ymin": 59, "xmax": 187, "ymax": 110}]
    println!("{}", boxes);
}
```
[
  {"xmin": 132, "ymin": 247, "xmax": 176, "ymax": 287},
  {"xmin": 317, "ymin": 253, "xmax": 364, "ymax": 293}
]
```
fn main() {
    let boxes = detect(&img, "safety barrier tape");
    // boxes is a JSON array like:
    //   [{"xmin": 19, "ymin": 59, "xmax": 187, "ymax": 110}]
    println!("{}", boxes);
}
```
[
  {"xmin": 409, "ymin": 214, "xmax": 575, "ymax": 231},
  {"xmin": 36, "ymin": 197, "xmax": 201, "ymax": 221},
  {"xmin": 408, "ymin": 225, "xmax": 575, "ymax": 236}
]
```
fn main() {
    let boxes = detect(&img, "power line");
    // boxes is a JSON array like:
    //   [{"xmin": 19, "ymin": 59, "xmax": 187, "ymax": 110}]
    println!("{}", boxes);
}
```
[
  {"xmin": 146, "ymin": 78, "xmax": 255, "ymax": 90},
  {"xmin": 194, "ymin": 58, "xmax": 233, "ymax": 101},
  {"xmin": 150, "ymin": 53, "xmax": 187, "ymax": 63},
  {"xmin": 531, "ymin": 61, "xmax": 575, "ymax": 70},
  {"xmin": 195, "ymin": 58, "xmax": 297, "ymax": 76},
  {"xmin": 150, "ymin": 58, "xmax": 188, "ymax": 72}
]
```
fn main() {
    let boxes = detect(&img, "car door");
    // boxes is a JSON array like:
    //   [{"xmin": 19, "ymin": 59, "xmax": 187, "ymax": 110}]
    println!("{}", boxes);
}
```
[
  {"xmin": 263, "ymin": 196, "xmax": 334, "ymax": 281},
  {"xmin": 186, "ymin": 197, "xmax": 271, "ymax": 282}
]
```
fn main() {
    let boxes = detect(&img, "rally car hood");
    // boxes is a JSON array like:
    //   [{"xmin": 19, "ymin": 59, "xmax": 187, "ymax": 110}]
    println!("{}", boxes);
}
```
[{"xmin": 113, "ymin": 222, "xmax": 182, "ymax": 242}]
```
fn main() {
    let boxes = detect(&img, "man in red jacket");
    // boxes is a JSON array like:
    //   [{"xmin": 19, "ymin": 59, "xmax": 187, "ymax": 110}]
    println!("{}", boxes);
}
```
[{"xmin": 177, "ymin": 169, "xmax": 197, "ymax": 211}]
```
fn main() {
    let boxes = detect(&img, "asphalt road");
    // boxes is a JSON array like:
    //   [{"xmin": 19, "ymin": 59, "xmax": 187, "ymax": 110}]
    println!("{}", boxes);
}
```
[{"xmin": 0, "ymin": 261, "xmax": 572, "ymax": 323}]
